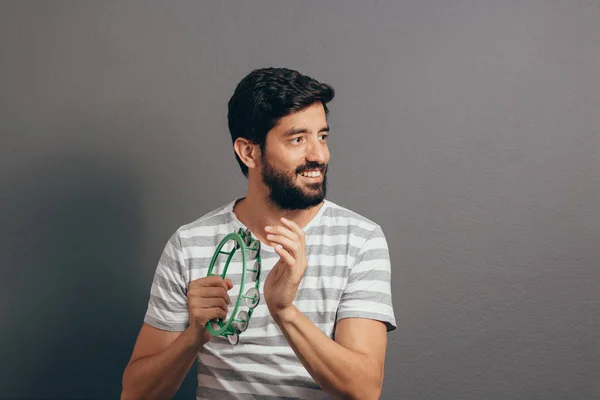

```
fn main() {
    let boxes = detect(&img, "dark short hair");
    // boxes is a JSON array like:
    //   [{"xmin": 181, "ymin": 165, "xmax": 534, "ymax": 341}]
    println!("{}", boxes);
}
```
[{"xmin": 227, "ymin": 67, "xmax": 335, "ymax": 177}]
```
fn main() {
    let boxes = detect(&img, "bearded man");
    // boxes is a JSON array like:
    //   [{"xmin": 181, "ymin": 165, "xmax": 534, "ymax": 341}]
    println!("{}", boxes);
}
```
[{"xmin": 121, "ymin": 67, "xmax": 396, "ymax": 400}]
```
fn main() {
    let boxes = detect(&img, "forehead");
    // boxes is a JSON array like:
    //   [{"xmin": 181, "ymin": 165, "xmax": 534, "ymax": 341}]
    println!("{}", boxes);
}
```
[{"xmin": 270, "ymin": 103, "xmax": 327, "ymax": 136}]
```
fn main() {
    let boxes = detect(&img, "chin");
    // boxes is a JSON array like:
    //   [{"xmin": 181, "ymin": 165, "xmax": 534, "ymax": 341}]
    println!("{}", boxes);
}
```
[{"xmin": 305, "ymin": 183, "xmax": 323, "ymax": 191}]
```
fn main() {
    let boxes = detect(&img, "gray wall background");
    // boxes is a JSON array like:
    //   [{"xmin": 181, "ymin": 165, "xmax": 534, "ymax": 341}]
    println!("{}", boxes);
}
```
[{"xmin": 1, "ymin": 1, "xmax": 599, "ymax": 399}]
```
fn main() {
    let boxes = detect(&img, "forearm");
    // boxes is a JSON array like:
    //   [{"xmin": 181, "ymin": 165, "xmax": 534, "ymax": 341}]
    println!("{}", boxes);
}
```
[
  {"xmin": 121, "ymin": 327, "xmax": 206, "ymax": 400},
  {"xmin": 273, "ymin": 307, "xmax": 383, "ymax": 400}
]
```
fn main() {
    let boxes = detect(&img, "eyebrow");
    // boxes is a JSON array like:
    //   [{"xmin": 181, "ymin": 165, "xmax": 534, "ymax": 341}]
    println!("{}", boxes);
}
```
[{"xmin": 283, "ymin": 125, "xmax": 330, "ymax": 137}]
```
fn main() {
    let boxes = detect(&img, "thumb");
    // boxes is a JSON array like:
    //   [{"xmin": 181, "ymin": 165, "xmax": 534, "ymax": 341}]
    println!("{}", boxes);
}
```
[{"xmin": 224, "ymin": 278, "xmax": 233, "ymax": 289}]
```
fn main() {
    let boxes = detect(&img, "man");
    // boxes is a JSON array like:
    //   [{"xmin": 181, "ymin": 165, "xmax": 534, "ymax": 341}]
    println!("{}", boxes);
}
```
[{"xmin": 121, "ymin": 67, "xmax": 396, "ymax": 400}]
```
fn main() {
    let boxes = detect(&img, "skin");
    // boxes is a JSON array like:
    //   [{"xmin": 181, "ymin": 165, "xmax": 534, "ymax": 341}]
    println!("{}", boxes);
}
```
[{"xmin": 121, "ymin": 102, "xmax": 388, "ymax": 400}]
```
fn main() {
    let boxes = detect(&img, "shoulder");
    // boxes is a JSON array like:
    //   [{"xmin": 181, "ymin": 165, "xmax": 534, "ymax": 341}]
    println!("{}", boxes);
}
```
[
  {"xmin": 175, "ymin": 200, "xmax": 236, "ymax": 241},
  {"xmin": 309, "ymin": 200, "xmax": 386, "ymax": 255},
  {"xmin": 319, "ymin": 200, "xmax": 382, "ymax": 235}
]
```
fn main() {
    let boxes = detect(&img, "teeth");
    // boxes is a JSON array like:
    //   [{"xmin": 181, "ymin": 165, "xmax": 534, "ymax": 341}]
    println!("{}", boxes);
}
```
[{"xmin": 300, "ymin": 170, "xmax": 321, "ymax": 177}]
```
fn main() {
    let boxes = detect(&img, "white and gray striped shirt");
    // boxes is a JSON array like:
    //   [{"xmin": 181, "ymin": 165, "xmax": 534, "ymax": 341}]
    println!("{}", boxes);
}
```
[{"xmin": 144, "ymin": 198, "xmax": 396, "ymax": 399}]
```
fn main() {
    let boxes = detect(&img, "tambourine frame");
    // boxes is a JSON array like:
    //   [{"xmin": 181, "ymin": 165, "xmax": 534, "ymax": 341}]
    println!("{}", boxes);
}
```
[{"xmin": 205, "ymin": 229, "xmax": 261, "ymax": 343}]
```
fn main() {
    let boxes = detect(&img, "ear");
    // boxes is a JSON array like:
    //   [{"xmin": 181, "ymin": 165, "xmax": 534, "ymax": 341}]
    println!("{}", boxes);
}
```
[{"xmin": 234, "ymin": 138, "xmax": 261, "ymax": 170}]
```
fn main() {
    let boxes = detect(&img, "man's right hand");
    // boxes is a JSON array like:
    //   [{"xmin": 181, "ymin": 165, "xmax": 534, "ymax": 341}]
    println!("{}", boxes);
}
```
[
  {"xmin": 121, "ymin": 275, "xmax": 232, "ymax": 400},
  {"xmin": 187, "ymin": 276, "xmax": 233, "ymax": 344}
]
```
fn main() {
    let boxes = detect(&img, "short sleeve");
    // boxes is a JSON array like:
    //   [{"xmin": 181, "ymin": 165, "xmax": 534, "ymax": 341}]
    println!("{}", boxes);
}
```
[
  {"xmin": 144, "ymin": 229, "xmax": 189, "ymax": 331},
  {"xmin": 336, "ymin": 225, "xmax": 397, "ymax": 331}
]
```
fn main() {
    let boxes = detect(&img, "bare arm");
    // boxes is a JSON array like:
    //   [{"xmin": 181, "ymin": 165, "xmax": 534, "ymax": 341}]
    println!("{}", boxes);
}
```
[
  {"xmin": 274, "ymin": 311, "xmax": 387, "ymax": 400},
  {"xmin": 121, "ymin": 276, "xmax": 232, "ymax": 400},
  {"xmin": 120, "ymin": 323, "xmax": 207, "ymax": 400},
  {"xmin": 264, "ymin": 217, "xmax": 389, "ymax": 399}
]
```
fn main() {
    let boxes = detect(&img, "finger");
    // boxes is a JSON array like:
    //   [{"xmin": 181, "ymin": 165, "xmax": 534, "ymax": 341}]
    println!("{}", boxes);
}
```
[
  {"xmin": 280, "ymin": 217, "xmax": 305, "ymax": 241},
  {"xmin": 266, "ymin": 233, "xmax": 299, "ymax": 256},
  {"xmin": 195, "ymin": 297, "xmax": 229, "ymax": 313},
  {"xmin": 224, "ymin": 278, "xmax": 233, "ymax": 290},
  {"xmin": 265, "ymin": 224, "xmax": 297, "ymax": 242},
  {"xmin": 193, "ymin": 276, "xmax": 229, "ymax": 290},
  {"xmin": 274, "ymin": 244, "xmax": 295, "ymax": 265},
  {"xmin": 191, "ymin": 286, "xmax": 231, "ymax": 304},
  {"xmin": 204, "ymin": 306, "xmax": 228, "ymax": 322}
]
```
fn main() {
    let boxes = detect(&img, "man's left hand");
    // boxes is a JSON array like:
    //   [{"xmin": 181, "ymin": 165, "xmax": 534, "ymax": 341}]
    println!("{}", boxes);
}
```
[{"xmin": 263, "ymin": 217, "xmax": 307, "ymax": 320}]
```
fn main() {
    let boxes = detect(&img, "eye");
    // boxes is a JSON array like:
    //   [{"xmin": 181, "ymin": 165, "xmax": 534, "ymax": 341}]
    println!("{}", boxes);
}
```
[
  {"xmin": 319, "ymin": 134, "xmax": 329, "ymax": 141},
  {"xmin": 291, "ymin": 136, "xmax": 304, "ymax": 144}
]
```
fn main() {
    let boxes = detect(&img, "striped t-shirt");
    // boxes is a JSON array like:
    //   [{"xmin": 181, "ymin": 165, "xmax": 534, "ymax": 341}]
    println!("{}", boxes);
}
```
[{"xmin": 144, "ymin": 198, "xmax": 396, "ymax": 399}]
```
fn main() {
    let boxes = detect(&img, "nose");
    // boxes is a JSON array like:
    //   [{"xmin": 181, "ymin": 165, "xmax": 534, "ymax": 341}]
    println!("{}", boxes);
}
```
[{"xmin": 306, "ymin": 136, "xmax": 329, "ymax": 165}]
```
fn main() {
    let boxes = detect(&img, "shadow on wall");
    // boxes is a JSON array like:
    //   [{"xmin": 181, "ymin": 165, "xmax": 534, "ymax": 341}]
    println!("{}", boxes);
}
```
[{"xmin": 0, "ymin": 151, "xmax": 195, "ymax": 399}]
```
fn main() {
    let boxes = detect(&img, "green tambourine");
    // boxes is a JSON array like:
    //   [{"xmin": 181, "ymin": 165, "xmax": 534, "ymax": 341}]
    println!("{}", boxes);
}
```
[{"xmin": 205, "ymin": 228, "xmax": 261, "ymax": 345}]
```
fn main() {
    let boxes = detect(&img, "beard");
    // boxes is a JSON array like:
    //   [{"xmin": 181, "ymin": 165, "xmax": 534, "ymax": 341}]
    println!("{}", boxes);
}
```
[{"xmin": 261, "ymin": 156, "xmax": 328, "ymax": 211}]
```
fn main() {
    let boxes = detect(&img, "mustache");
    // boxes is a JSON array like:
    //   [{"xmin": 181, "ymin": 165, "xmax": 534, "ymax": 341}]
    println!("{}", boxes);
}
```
[{"xmin": 296, "ymin": 162, "xmax": 327, "ymax": 174}]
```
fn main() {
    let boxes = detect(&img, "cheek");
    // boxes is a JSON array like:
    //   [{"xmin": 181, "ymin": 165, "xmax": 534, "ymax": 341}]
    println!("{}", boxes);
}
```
[
  {"xmin": 280, "ymin": 152, "xmax": 304, "ymax": 171},
  {"xmin": 269, "ymin": 152, "xmax": 301, "ymax": 173},
  {"xmin": 264, "ymin": 146, "xmax": 288, "ymax": 166}
]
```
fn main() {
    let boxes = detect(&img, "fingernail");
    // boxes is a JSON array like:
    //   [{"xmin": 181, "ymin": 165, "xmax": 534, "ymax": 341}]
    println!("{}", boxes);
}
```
[{"xmin": 276, "ymin": 244, "xmax": 283, "ymax": 250}]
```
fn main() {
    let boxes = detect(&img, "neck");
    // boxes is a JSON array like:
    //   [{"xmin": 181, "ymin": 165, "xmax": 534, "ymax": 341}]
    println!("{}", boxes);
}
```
[{"xmin": 233, "ymin": 179, "xmax": 324, "ymax": 244}]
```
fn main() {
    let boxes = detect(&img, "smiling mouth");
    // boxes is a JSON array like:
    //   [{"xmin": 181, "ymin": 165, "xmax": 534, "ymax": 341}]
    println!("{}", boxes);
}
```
[{"xmin": 298, "ymin": 170, "xmax": 322, "ymax": 179}]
